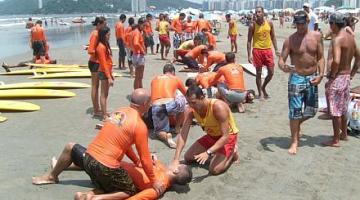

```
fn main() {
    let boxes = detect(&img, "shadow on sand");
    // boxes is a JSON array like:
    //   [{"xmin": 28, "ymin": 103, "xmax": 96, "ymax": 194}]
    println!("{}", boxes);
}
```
[{"xmin": 59, "ymin": 179, "xmax": 93, "ymax": 188}]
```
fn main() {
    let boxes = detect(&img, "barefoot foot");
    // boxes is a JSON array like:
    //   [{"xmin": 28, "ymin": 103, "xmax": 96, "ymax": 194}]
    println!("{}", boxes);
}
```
[
  {"xmin": 288, "ymin": 143, "xmax": 298, "ymax": 155},
  {"xmin": 322, "ymin": 140, "xmax": 340, "ymax": 147},
  {"xmin": 32, "ymin": 174, "xmax": 59, "ymax": 185}
]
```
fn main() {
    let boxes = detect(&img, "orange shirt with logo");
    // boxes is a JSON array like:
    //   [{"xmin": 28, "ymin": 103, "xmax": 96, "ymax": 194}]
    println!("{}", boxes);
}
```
[
  {"xmin": 115, "ymin": 21, "xmax": 125, "ymax": 40},
  {"xmin": 151, "ymin": 74, "xmax": 187, "ymax": 101},
  {"xmin": 96, "ymin": 43, "xmax": 113, "ymax": 79},
  {"xmin": 171, "ymin": 18, "xmax": 183, "ymax": 34},
  {"xmin": 131, "ymin": 29, "xmax": 145, "ymax": 55},
  {"xmin": 210, "ymin": 63, "xmax": 245, "ymax": 90},
  {"xmin": 86, "ymin": 107, "xmax": 156, "ymax": 184},
  {"xmin": 88, "ymin": 30, "xmax": 99, "ymax": 63},
  {"xmin": 185, "ymin": 45, "xmax": 207, "ymax": 59}
]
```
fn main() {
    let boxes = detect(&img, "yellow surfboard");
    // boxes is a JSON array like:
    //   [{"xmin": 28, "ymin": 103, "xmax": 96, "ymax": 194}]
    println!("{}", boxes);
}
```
[
  {"xmin": 0, "ymin": 100, "xmax": 40, "ymax": 111},
  {"xmin": 0, "ymin": 82, "xmax": 90, "ymax": 90},
  {"xmin": 0, "ymin": 68, "xmax": 87, "ymax": 75},
  {"xmin": 24, "ymin": 63, "xmax": 87, "ymax": 68},
  {"xmin": 0, "ymin": 89, "xmax": 75, "ymax": 98},
  {"xmin": 0, "ymin": 115, "xmax": 7, "ymax": 122},
  {"xmin": 29, "ymin": 72, "xmax": 123, "ymax": 79},
  {"xmin": 83, "ymin": 45, "xmax": 118, "ymax": 51}
]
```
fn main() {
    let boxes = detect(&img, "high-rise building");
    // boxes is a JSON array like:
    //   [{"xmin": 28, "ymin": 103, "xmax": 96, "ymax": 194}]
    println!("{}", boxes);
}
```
[
  {"xmin": 38, "ymin": 0, "xmax": 43, "ymax": 9},
  {"xmin": 131, "ymin": 0, "xmax": 146, "ymax": 13}
]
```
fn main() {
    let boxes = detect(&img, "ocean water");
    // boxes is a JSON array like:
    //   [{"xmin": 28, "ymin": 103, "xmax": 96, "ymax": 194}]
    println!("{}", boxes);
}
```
[{"xmin": 0, "ymin": 14, "xmax": 120, "ymax": 60}]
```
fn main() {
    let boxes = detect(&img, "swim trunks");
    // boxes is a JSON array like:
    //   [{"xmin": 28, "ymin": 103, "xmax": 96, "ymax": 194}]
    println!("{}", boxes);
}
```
[
  {"xmin": 252, "ymin": 48, "xmax": 274, "ymax": 68},
  {"xmin": 125, "ymin": 48, "xmax": 132, "ymax": 62},
  {"xmin": 83, "ymin": 153, "xmax": 137, "ymax": 195},
  {"xmin": 217, "ymin": 83, "xmax": 246, "ymax": 104},
  {"xmin": 229, "ymin": 34, "xmax": 237, "ymax": 42},
  {"xmin": 159, "ymin": 34, "xmax": 170, "ymax": 45},
  {"xmin": 144, "ymin": 35, "xmax": 155, "ymax": 47},
  {"xmin": 71, "ymin": 144, "xmax": 86, "ymax": 169},
  {"xmin": 32, "ymin": 41, "xmax": 45, "ymax": 56},
  {"xmin": 151, "ymin": 95, "xmax": 186, "ymax": 134},
  {"xmin": 182, "ymin": 56, "xmax": 199, "ymax": 69},
  {"xmin": 173, "ymin": 33, "xmax": 182, "ymax": 49},
  {"xmin": 325, "ymin": 74, "xmax": 351, "ymax": 117},
  {"xmin": 88, "ymin": 60, "xmax": 100, "ymax": 72},
  {"xmin": 132, "ymin": 54, "xmax": 145, "ymax": 66},
  {"xmin": 288, "ymin": 72, "xmax": 318, "ymax": 120},
  {"xmin": 116, "ymin": 38, "xmax": 126, "ymax": 58},
  {"xmin": 197, "ymin": 134, "xmax": 237, "ymax": 157}
]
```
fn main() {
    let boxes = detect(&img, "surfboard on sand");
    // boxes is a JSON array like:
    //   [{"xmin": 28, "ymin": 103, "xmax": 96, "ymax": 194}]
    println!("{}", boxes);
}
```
[
  {"xmin": 0, "ymin": 100, "xmax": 40, "ymax": 111},
  {"xmin": 28, "ymin": 72, "xmax": 123, "ymax": 79},
  {"xmin": 241, "ymin": 63, "xmax": 268, "ymax": 79},
  {"xmin": 0, "ymin": 89, "xmax": 75, "ymax": 98},
  {"xmin": 0, "ymin": 68, "xmax": 87, "ymax": 75},
  {"xmin": 0, "ymin": 81, "xmax": 90, "ymax": 90},
  {"xmin": 24, "ymin": 63, "xmax": 87, "ymax": 68},
  {"xmin": 83, "ymin": 45, "xmax": 119, "ymax": 51},
  {"xmin": 0, "ymin": 115, "xmax": 7, "ymax": 122}
]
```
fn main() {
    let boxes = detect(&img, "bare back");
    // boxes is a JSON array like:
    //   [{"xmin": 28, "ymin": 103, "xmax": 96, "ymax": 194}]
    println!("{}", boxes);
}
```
[
  {"xmin": 289, "ymin": 31, "xmax": 322, "ymax": 75},
  {"xmin": 333, "ymin": 28, "xmax": 356, "ymax": 74}
]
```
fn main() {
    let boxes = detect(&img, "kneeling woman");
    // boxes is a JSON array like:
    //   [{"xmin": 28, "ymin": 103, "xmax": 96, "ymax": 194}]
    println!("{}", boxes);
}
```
[{"xmin": 96, "ymin": 26, "xmax": 113, "ymax": 120}]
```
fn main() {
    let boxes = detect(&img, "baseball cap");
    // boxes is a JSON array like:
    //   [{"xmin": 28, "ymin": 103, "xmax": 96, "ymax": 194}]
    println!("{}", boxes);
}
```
[
  {"xmin": 293, "ymin": 11, "xmax": 308, "ymax": 24},
  {"xmin": 303, "ymin": 3, "xmax": 310, "ymax": 8},
  {"xmin": 329, "ymin": 12, "xmax": 346, "ymax": 24}
]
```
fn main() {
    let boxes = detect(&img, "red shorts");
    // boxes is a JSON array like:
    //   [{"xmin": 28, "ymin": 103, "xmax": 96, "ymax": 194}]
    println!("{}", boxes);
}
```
[
  {"xmin": 197, "ymin": 134, "xmax": 237, "ymax": 157},
  {"xmin": 176, "ymin": 49, "xmax": 189, "ymax": 57},
  {"xmin": 229, "ymin": 34, "xmax": 237, "ymax": 42},
  {"xmin": 159, "ymin": 34, "xmax": 170, "ymax": 45},
  {"xmin": 252, "ymin": 48, "xmax": 274, "ymax": 68}
]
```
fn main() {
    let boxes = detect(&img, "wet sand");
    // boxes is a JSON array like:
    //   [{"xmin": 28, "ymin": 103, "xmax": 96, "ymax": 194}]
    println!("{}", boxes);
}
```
[{"xmin": 0, "ymin": 21, "xmax": 360, "ymax": 200}]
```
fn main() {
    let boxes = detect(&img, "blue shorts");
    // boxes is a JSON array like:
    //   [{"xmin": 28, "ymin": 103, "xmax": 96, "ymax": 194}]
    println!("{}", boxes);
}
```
[
  {"xmin": 288, "ymin": 72, "xmax": 318, "ymax": 120},
  {"xmin": 218, "ymin": 83, "xmax": 246, "ymax": 104},
  {"xmin": 173, "ymin": 33, "xmax": 182, "ymax": 49},
  {"xmin": 151, "ymin": 95, "xmax": 186, "ymax": 134}
]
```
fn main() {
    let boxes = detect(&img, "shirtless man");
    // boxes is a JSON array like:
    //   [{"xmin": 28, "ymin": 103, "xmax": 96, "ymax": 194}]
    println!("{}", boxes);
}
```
[
  {"xmin": 323, "ymin": 13, "xmax": 360, "ymax": 147},
  {"xmin": 32, "ymin": 89, "xmax": 165, "ymax": 198},
  {"xmin": 172, "ymin": 85, "xmax": 239, "ymax": 175},
  {"xmin": 247, "ymin": 6, "xmax": 279, "ymax": 100},
  {"xmin": 150, "ymin": 64, "xmax": 187, "ymax": 148},
  {"xmin": 278, "ymin": 11, "xmax": 325, "ymax": 155}
]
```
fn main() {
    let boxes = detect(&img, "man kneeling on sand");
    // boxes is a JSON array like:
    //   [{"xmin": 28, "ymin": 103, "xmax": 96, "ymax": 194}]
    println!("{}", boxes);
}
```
[{"xmin": 32, "ymin": 143, "xmax": 192, "ymax": 200}]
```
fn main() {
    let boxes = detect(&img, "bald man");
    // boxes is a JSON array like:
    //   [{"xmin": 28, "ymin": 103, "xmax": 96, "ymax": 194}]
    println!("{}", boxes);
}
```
[{"xmin": 33, "ymin": 89, "xmax": 165, "ymax": 199}]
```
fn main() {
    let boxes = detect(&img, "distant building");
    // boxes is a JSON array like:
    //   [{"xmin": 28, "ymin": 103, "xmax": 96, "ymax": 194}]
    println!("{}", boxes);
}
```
[
  {"xmin": 342, "ymin": 0, "xmax": 360, "ymax": 7},
  {"xmin": 132, "ymin": 0, "xmax": 146, "ymax": 13},
  {"xmin": 38, "ymin": 0, "xmax": 43, "ymax": 9},
  {"xmin": 203, "ymin": 0, "xmax": 308, "ymax": 10}
]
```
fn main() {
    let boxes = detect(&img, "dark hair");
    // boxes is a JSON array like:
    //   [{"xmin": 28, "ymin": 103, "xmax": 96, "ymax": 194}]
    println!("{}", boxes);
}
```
[
  {"xmin": 146, "ymin": 13, "xmax": 152, "ymax": 18},
  {"xmin": 29, "ymin": 17, "xmax": 32, "ymax": 21},
  {"xmin": 186, "ymin": 85, "xmax": 204, "ymax": 99},
  {"xmin": 180, "ymin": 13, "xmax": 186, "ymax": 17},
  {"xmin": 119, "ymin": 14, "xmax": 126, "ymax": 20},
  {"xmin": 92, "ymin": 16, "xmax": 106, "ymax": 26},
  {"xmin": 246, "ymin": 89, "xmax": 255, "ymax": 103},
  {"xmin": 200, "ymin": 48, "xmax": 208, "ymax": 54},
  {"xmin": 173, "ymin": 165, "xmax": 193, "ymax": 185},
  {"xmin": 36, "ymin": 20, "xmax": 42, "ymax": 24},
  {"xmin": 199, "ymin": 13, "xmax": 204, "ymax": 18},
  {"xmin": 194, "ymin": 35, "xmax": 201, "ymax": 41},
  {"xmin": 225, "ymin": 14, "xmax": 231, "ymax": 18},
  {"xmin": 128, "ymin": 17, "xmax": 135, "ymax": 26},
  {"xmin": 138, "ymin": 17, "xmax": 145, "ymax": 25},
  {"xmin": 334, "ymin": 22, "xmax": 346, "ymax": 29},
  {"xmin": 201, "ymin": 28, "xmax": 208, "ymax": 32},
  {"xmin": 185, "ymin": 78, "xmax": 197, "ymax": 87},
  {"xmin": 256, "ymin": 6, "xmax": 264, "ymax": 12},
  {"xmin": 98, "ymin": 26, "xmax": 112, "ymax": 56},
  {"xmin": 225, "ymin": 52, "xmax": 235, "ymax": 63},
  {"xmin": 163, "ymin": 64, "xmax": 175, "ymax": 74}
]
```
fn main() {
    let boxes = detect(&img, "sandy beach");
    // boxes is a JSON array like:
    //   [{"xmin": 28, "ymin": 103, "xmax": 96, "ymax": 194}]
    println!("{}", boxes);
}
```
[{"xmin": 1, "ymin": 20, "xmax": 360, "ymax": 200}]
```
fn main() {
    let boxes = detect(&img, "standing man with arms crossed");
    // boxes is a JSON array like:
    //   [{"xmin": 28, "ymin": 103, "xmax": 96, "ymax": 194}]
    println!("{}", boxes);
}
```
[
  {"xmin": 131, "ymin": 18, "xmax": 146, "ymax": 89},
  {"xmin": 115, "ymin": 14, "xmax": 127, "ymax": 70},
  {"xmin": 323, "ymin": 13, "xmax": 360, "ymax": 147},
  {"xmin": 278, "ymin": 11, "xmax": 324, "ymax": 155},
  {"xmin": 172, "ymin": 85, "xmax": 239, "ymax": 175},
  {"xmin": 247, "ymin": 6, "xmax": 280, "ymax": 100},
  {"xmin": 88, "ymin": 16, "xmax": 107, "ymax": 117},
  {"xmin": 226, "ymin": 14, "xmax": 238, "ymax": 53}
]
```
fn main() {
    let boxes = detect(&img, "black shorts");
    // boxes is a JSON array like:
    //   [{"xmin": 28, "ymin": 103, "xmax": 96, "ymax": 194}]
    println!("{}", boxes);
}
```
[
  {"xmin": 183, "ymin": 56, "xmax": 199, "ymax": 69},
  {"xmin": 71, "ymin": 144, "xmax": 86, "ymax": 169},
  {"xmin": 212, "ymin": 62, "xmax": 228, "ymax": 72},
  {"xmin": 98, "ymin": 71, "xmax": 108, "ymax": 80},
  {"xmin": 88, "ymin": 60, "xmax": 99, "ymax": 72},
  {"xmin": 117, "ymin": 38, "xmax": 126, "ymax": 57},
  {"xmin": 32, "ymin": 41, "xmax": 45, "ymax": 56},
  {"xmin": 83, "ymin": 154, "xmax": 137, "ymax": 195},
  {"xmin": 144, "ymin": 35, "xmax": 155, "ymax": 47}
]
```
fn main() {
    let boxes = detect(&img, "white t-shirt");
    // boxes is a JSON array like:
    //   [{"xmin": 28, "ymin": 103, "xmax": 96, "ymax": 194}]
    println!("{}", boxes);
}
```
[{"xmin": 308, "ymin": 11, "xmax": 318, "ymax": 31}]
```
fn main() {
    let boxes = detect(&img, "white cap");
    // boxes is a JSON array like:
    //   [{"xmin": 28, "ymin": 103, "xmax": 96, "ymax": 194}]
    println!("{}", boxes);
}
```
[{"xmin": 303, "ymin": 3, "xmax": 310, "ymax": 8}]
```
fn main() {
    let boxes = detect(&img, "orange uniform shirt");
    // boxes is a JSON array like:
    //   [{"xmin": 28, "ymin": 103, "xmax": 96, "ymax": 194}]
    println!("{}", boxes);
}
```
[
  {"xmin": 185, "ymin": 45, "xmax": 207, "ymax": 59},
  {"xmin": 171, "ymin": 18, "xmax": 183, "ymax": 34},
  {"xmin": 196, "ymin": 19, "xmax": 212, "ymax": 32},
  {"xmin": 124, "ymin": 160, "xmax": 170, "ymax": 200},
  {"xmin": 115, "ymin": 21, "xmax": 125, "ymax": 40},
  {"xmin": 205, "ymin": 32, "xmax": 216, "ymax": 48},
  {"xmin": 31, "ymin": 24, "xmax": 46, "ymax": 41},
  {"xmin": 124, "ymin": 26, "xmax": 133, "ymax": 48},
  {"xmin": 151, "ymin": 74, "xmax": 187, "ymax": 101},
  {"xmin": 86, "ymin": 107, "xmax": 156, "ymax": 184},
  {"xmin": 196, "ymin": 72, "xmax": 224, "ymax": 89},
  {"xmin": 96, "ymin": 43, "xmax": 113, "ymax": 79},
  {"xmin": 88, "ymin": 30, "xmax": 99, "ymax": 63},
  {"xmin": 131, "ymin": 29, "xmax": 145, "ymax": 55},
  {"xmin": 144, "ymin": 21, "xmax": 153, "ymax": 36},
  {"xmin": 210, "ymin": 63, "xmax": 245, "ymax": 90},
  {"xmin": 184, "ymin": 21, "xmax": 196, "ymax": 33},
  {"xmin": 201, "ymin": 51, "xmax": 225, "ymax": 69}
]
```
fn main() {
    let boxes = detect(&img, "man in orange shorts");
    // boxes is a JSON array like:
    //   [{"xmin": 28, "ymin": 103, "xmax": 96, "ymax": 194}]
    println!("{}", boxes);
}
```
[
  {"xmin": 172, "ymin": 85, "xmax": 239, "ymax": 175},
  {"xmin": 247, "ymin": 6, "xmax": 279, "ymax": 100},
  {"xmin": 150, "ymin": 64, "xmax": 187, "ymax": 148},
  {"xmin": 33, "ymin": 89, "xmax": 165, "ymax": 198}
]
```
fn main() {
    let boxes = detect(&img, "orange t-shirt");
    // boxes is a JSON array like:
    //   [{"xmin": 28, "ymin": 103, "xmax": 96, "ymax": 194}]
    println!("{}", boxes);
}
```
[
  {"xmin": 171, "ymin": 18, "xmax": 183, "ymax": 34},
  {"xmin": 31, "ymin": 24, "xmax": 46, "ymax": 41},
  {"xmin": 131, "ymin": 29, "xmax": 145, "ymax": 55},
  {"xmin": 115, "ymin": 21, "xmax": 125, "ymax": 40},
  {"xmin": 206, "ymin": 32, "xmax": 216, "ymax": 48},
  {"xmin": 86, "ymin": 107, "xmax": 156, "ymax": 184},
  {"xmin": 196, "ymin": 72, "xmax": 224, "ymax": 89},
  {"xmin": 210, "ymin": 63, "xmax": 245, "ymax": 90},
  {"xmin": 144, "ymin": 21, "xmax": 153, "ymax": 36},
  {"xmin": 124, "ymin": 26, "xmax": 133, "ymax": 48},
  {"xmin": 96, "ymin": 43, "xmax": 113, "ymax": 79},
  {"xmin": 184, "ymin": 21, "xmax": 196, "ymax": 33},
  {"xmin": 185, "ymin": 45, "xmax": 207, "ymax": 59},
  {"xmin": 88, "ymin": 30, "xmax": 99, "ymax": 63},
  {"xmin": 151, "ymin": 74, "xmax": 187, "ymax": 101},
  {"xmin": 124, "ymin": 160, "xmax": 170, "ymax": 200},
  {"xmin": 202, "ymin": 51, "xmax": 225, "ymax": 69},
  {"xmin": 196, "ymin": 19, "xmax": 212, "ymax": 32}
]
